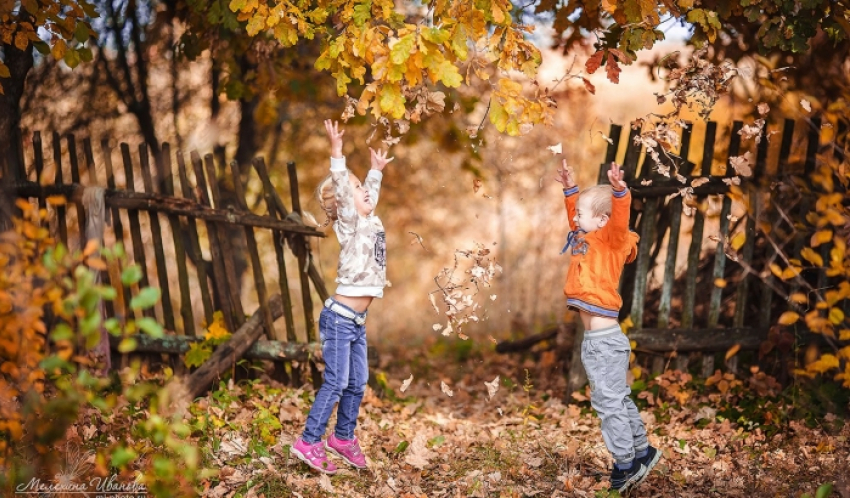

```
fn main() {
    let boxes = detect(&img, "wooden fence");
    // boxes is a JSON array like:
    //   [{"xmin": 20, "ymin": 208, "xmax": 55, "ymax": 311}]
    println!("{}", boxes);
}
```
[
  {"xmin": 573, "ymin": 116, "xmax": 848, "ymax": 380},
  {"xmin": 10, "ymin": 132, "xmax": 331, "ymax": 375}
]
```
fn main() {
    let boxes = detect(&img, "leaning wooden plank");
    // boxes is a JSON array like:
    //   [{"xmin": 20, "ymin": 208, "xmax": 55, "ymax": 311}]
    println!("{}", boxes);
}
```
[
  {"xmin": 52, "ymin": 132, "xmax": 68, "ymax": 245},
  {"xmin": 229, "ymin": 159, "xmax": 275, "ymax": 340},
  {"xmin": 177, "ymin": 153, "xmax": 215, "ymax": 325},
  {"xmin": 83, "ymin": 138, "xmax": 115, "ymax": 318},
  {"xmin": 628, "ymin": 327, "xmax": 768, "ymax": 352},
  {"xmin": 32, "ymin": 132, "xmax": 47, "ymax": 211},
  {"xmin": 204, "ymin": 154, "xmax": 246, "ymax": 327},
  {"xmin": 162, "ymin": 144, "xmax": 195, "ymax": 336},
  {"xmin": 190, "ymin": 151, "xmax": 236, "ymax": 333},
  {"xmin": 12, "ymin": 182, "xmax": 326, "ymax": 236},
  {"xmin": 67, "ymin": 134, "xmax": 88, "ymax": 246},
  {"xmin": 253, "ymin": 157, "xmax": 330, "ymax": 302},
  {"xmin": 288, "ymin": 161, "xmax": 316, "ymax": 341},
  {"xmin": 139, "ymin": 143, "xmax": 176, "ymax": 332},
  {"xmin": 120, "ymin": 143, "xmax": 154, "ymax": 319},
  {"xmin": 101, "ymin": 138, "xmax": 131, "ymax": 318},
  {"xmin": 253, "ymin": 158, "xmax": 297, "ymax": 341},
  {"xmin": 108, "ymin": 331, "xmax": 321, "ymax": 362},
  {"xmin": 179, "ymin": 294, "xmax": 286, "ymax": 399}
]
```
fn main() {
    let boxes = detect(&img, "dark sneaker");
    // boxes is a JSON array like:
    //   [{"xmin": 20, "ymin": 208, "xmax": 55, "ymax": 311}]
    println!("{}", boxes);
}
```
[
  {"xmin": 635, "ymin": 446, "xmax": 661, "ymax": 485},
  {"xmin": 610, "ymin": 461, "xmax": 647, "ymax": 493}
]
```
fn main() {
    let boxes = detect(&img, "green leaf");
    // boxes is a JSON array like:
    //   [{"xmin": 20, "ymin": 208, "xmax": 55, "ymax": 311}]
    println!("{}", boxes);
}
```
[
  {"xmin": 489, "ymin": 99, "xmax": 508, "ymax": 133},
  {"xmin": 118, "ymin": 337, "xmax": 138, "ymax": 353},
  {"xmin": 136, "ymin": 317, "xmax": 164, "ymax": 338},
  {"xmin": 246, "ymin": 13, "xmax": 267, "ymax": 36},
  {"xmin": 110, "ymin": 446, "xmax": 137, "ymax": 468},
  {"xmin": 63, "ymin": 48, "xmax": 81, "ymax": 69},
  {"xmin": 78, "ymin": 46, "xmax": 93, "ymax": 63},
  {"xmin": 50, "ymin": 323, "xmax": 74, "ymax": 342},
  {"xmin": 422, "ymin": 27, "xmax": 450, "ymax": 45},
  {"xmin": 353, "ymin": 0, "xmax": 372, "ymax": 27},
  {"xmin": 378, "ymin": 83, "xmax": 406, "ymax": 119},
  {"xmin": 74, "ymin": 22, "xmax": 90, "ymax": 43},
  {"xmin": 184, "ymin": 342, "xmax": 213, "ymax": 368},
  {"xmin": 393, "ymin": 440, "xmax": 409, "ymax": 453},
  {"xmin": 229, "ymin": 0, "xmax": 247, "ymax": 12},
  {"xmin": 390, "ymin": 33, "xmax": 416, "ymax": 65},
  {"xmin": 815, "ymin": 483, "xmax": 834, "ymax": 498},
  {"xmin": 98, "ymin": 285, "xmax": 116, "ymax": 301},
  {"xmin": 121, "ymin": 265, "xmax": 143, "ymax": 286},
  {"xmin": 130, "ymin": 287, "xmax": 161, "ymax": 310}
]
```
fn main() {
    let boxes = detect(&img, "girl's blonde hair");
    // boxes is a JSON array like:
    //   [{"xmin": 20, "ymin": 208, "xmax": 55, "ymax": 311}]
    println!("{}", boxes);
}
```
[
  {"xmin": 580, "ymin": 184, "xmax": 613, "ymax": 218},
  {"xmin": 315, "ymin": 174, "xmax": 337, "ymax": 227}
]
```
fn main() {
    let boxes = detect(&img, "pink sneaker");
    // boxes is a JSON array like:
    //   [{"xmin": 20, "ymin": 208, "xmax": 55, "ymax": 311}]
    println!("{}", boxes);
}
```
[
  {"xmin": 290, "ymin": 437, "xmax": 338, "ymax": 474},
  {"xmin": 325, "ymin": 433, "xmax": 367, "ymax": 469}
]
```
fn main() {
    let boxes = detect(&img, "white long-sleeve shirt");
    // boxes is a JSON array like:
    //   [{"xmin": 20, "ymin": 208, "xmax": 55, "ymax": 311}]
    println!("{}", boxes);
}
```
[{"xmin": 329, "ymin": 156, "xmax": 387, "ymax": 298}]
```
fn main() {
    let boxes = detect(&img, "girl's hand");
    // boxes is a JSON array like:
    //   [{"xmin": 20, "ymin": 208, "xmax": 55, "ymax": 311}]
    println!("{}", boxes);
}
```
[
  {"xmin": 324, "ymin": 119, "xmax": 345, "ymax": 158},
  {"xmin": 369, "ymin": 147, "xmax": 394, "ymax": 171},
  {"xmin": 607, "ymin": 161, "xmax": 627, "ymax": 191},
  {"xmin": 555, "ymin": 159, "xmax": 577, "ymax": 189}
]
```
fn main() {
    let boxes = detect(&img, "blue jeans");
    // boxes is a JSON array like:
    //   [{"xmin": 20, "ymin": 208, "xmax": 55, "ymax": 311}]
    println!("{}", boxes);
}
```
[
  {"xmin": 302, "ymin": 301, "xmax": 369, "ymax": 443},
  {"xmin": 581, "ymin": 325, "xmax": 648, "ymax": 465}
]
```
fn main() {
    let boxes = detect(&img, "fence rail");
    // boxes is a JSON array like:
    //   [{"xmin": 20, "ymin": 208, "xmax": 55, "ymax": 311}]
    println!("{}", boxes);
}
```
[{"xmin": 11, "ymin": 131, "xmax": 331, "ymax": 377}]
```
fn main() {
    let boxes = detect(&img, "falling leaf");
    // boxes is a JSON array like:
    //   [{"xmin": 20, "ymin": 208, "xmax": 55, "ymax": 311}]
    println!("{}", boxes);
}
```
[
  {"xmin": 442, "ymin": 322, "xmax": 453, "ymax": 336},
  {"xmin": 429, "ymin": 293, "xmax": 440, "ymax": 314},
  {"xmin": 757, "ymin": 102, "xmax": 769, "ymax": 115},
  {"xmin": 582, "ymin": 77, "xmax": 596, "ymax": 95},
  {"xmin": 473, "ymin": 178, "xmax": 483, "ymax": 193},
  {"xmin": 691, "ymin": 177, "xmax": 710, "ymax": 188},
  {"xmin": 714, "ymin": 278, "xmax": 727, "ymax": 288},
  {"xmin": 546, "ymin": 143, "xmax": 562, "ymax": 155},
  {"xmin": 490, "ymin": 294, "xmax": 497, "ymax": 301},
  {"xmin": 598, "ymin": 131, "xmax": 614, "ymax": 145},
  {"xmin": 432, "ymin": 323, "xmax": 443, "ymax": 332},
  {"xmin": 722, "ymin": 176, "xmax": 741, "ymax": 186},
  {"xmin": 400, "ymin": 374, "xmax": 413, "ymax": 393},
  {"xmin": 727, "ymin": 214, "xmax": 739, "ymax": 222},
  {"xmin": 458, "ymin": 332, "xmax": 469, "ymax": 340},
  {"xmin": 708, "ymin": 235, "xmax": 722, "ymax": 243},
  {"xmin": 641, "ymin": 179, "xmax": 653, "ymax": 186},
  {"xmin": 440, "ymin": 381, "xmax": 454, "ymax": 397},
  {"xmin": 725, "ymin": 344, "xmax": 741, "ymax": 361},
  {"xmin": 488, "ymin": 335, "xmax": 498, "ymax": 344},
  {"xmin": 729, "ymin": 152, "xmax": 753, "ymax": 177},
  {"xmin": 800, "ymin": 98, "xmax": 812, "ymax": 113},
  {"xmin": 485, "ymin": 376, "xmax": 500, "ymax": 400},
  {"xmin": 676, "ymin": 173, "xmax": 687, "ymax": 184}
]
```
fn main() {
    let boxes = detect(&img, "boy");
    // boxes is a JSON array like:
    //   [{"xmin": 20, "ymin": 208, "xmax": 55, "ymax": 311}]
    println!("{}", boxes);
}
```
[{"xmin": 555, "ymin": 160, "xmax": 660, "ymax": 493}]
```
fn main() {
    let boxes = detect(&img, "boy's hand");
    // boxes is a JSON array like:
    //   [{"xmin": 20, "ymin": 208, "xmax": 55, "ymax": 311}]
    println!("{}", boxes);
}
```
[
  {"xmin": 324, "ymin": 119, "xmax": 344, "ymax": 158},
  {"xmin": 369, "ymin": 147, "xmax": 394, "ymax": 171},
  {"xmin": 607, "ymin": 162, "xmax": 627, "ymax": 191},
  {"xmin": 555, "ymin": 159, "xmax": 577, "ymax": 189}
]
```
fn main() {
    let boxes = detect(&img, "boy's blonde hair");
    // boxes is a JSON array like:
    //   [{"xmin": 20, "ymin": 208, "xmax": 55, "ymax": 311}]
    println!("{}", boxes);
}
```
[
  {"xmin": 580, "ymin": 184, "xmax": 613, "ymax": 218},
  {"xmin": 316, "ymin": 174, "xmax": 336, "ymax": 227}
]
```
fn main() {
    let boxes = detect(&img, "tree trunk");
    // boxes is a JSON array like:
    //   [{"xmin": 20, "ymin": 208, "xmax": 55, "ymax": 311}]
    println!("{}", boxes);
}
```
[{"xmin": 0, "ymin": 30, "xmax": 34, "ymax": 230}]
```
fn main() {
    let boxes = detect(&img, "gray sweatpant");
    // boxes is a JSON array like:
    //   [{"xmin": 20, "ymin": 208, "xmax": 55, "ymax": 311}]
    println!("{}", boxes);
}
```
[{"xmin": 581, "ymin": 324, "xmax": 648, "ymax": 465}]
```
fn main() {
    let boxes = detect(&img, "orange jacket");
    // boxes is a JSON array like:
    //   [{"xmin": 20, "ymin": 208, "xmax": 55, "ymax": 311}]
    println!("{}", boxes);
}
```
[{"xmin": 562, "ymin": 187, "xmax": 639, "ymax": 318}]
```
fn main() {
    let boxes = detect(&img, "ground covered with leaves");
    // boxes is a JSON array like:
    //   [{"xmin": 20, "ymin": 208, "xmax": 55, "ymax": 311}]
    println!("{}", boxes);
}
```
[{"xmin": 65, "ymin": 342, "xmax": 849, "ymax": 498}]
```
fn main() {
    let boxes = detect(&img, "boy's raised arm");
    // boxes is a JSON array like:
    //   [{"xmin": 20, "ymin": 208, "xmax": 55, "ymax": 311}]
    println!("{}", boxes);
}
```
[
  {"xmin": 606, "ymin": 162, "xmax": 632, "ymax": 244},
  {"xmin": 556, "ymin": 159, "xmax": 579, "ymax": 231}
]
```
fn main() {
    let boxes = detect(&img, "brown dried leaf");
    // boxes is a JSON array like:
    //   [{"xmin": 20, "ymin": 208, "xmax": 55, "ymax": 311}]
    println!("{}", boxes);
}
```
[{"xmin": 585, "ymin": 50, "xmax": 604, "ymax": 74}]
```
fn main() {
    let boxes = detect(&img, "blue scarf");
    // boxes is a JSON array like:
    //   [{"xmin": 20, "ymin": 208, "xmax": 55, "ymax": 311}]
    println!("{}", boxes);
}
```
[{"xmin": 560, "ymin": 228, "xmax": 588, "ymax": 255}]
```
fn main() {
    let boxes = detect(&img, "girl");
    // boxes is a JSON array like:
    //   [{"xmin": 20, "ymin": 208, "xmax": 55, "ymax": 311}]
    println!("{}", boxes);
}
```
[{"xmin": 290, "ymin": 120, "xmax": 393, "ymax": 474}]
